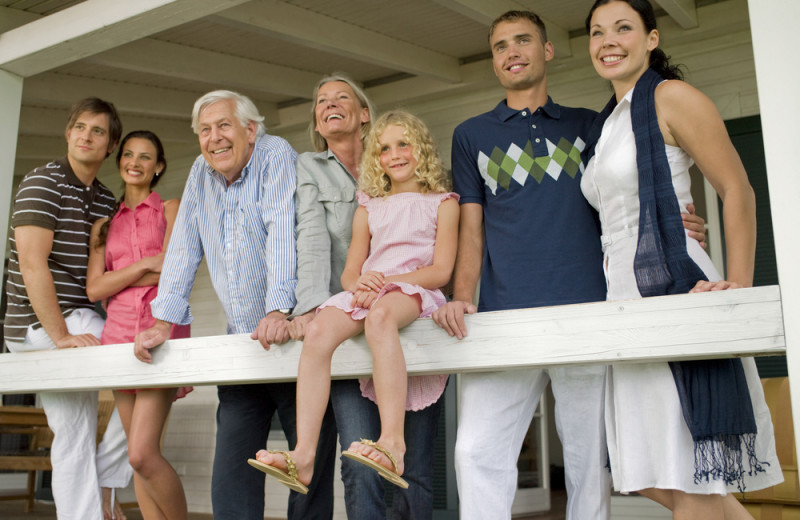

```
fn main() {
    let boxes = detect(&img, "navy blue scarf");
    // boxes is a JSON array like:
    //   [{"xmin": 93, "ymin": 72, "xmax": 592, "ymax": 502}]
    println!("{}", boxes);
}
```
[{"xmin": 588, "ymin": 68, "xmax": 765, "ymax": 490}]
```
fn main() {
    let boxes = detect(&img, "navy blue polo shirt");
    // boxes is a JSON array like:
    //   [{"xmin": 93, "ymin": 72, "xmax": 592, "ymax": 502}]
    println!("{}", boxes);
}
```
[{"xmin": 452, "ymin": 97, "xmax": 606, "ymax": 311}]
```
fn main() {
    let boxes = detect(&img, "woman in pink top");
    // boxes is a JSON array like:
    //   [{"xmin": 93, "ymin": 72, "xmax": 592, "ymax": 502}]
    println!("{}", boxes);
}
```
[
  {"xmin": 250, "ymin": 110, "xmax": 459, "ymax": 493},
  {"xmin": 87, "ymin": 130, "xmax": 190, "ymax": 520}
]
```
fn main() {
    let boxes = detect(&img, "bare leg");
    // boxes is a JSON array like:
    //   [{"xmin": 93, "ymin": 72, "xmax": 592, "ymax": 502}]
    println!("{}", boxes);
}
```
[
  {"xmin": 348, "ymin": 291, "xmax": 421, "ymax": 477},
  {"xmin": 256, "ymin": 307, "xmax": 363, "ymax": 484},
  {"xmin": 639, "ymin": 488, "xmax": 726, "ymax": 520},
  {"xmin": 114, "ymin": 392, "xmax": 160, "ymax": 520},
  {"xmin": 721, "ymin": 495, "xmax": 754, "ymax": 519},
  {"xmin": 116, "ymin": 389, "xmax": 187, "ymax": 520}
]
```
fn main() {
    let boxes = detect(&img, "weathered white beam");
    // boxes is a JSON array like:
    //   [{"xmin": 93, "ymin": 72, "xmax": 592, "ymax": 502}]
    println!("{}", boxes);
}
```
[
  {"xmin": 86, "ymin": 39, "xmax": 321, "ymax": 100},
  {"xmin": 0, "ymin": 0, "xmax": 252, "ymax": 77},
  {"xmin": 272, "ymin": 59, "xmax": 500, "ymax": 135},
  {"xmin": 19, "ymin": 106, "xmax": 196, "ymax": 144},
  {"xmin": 0, "ymin": 6, "xmax": 39, "ymax": 33},
  {"xmin": 0, "ymin": 70, "xmax": 23, "ymax": 255},
  {"xmin": 23, "ymin": 73, "xmax": 201, "ymax": 120},
  {"xmin": 23, "ymin": 73, "xmax": 279, "ymax": 127},
  {"xmin": 0, "ymin": 286, "xmax": 784, "ymax": 394},
  {"xmin": 216, "ymin": 0, "xmax": 462, "ymax": 83},
  {"xmin": 748, "ymin": 0, "xmax": 800, "ymax": 467},
  {"xmin": 432, "ymin": 0, "xmax": 571, "ymax": 57},
  {"xmin": 656, "ymin": 0, "xmax": 698, "ymax": 29}
]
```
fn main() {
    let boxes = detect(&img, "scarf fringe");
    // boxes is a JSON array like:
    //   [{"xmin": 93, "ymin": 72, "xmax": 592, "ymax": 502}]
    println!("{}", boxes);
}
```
[{"xmin": 693, "ymin": 434, "xmax": 770, "ymax": 492}]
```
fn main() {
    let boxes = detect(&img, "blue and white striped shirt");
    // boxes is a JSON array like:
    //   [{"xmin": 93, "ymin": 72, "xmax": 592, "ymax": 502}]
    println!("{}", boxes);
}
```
[{"xmin": 151, "ymin": 134, "xmax": 298, "ymax": 334}]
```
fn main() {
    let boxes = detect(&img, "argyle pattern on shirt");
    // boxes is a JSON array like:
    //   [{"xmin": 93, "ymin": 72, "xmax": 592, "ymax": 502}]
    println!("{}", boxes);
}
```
[{"xmin": 477, "ymin": 136, "xmax": 586, "ymax": 194}]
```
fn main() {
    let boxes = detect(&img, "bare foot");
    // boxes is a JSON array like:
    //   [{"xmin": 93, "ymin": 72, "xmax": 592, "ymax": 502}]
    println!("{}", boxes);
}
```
[
  {"xmin": 347, "ymin": 438, "xmax": 406, "ymax": 476},
  {"xmin": 101, "ymin": 487, "xmax": 126, "ymax": 520},
  {"xmin": 254, "ymin": 449, "xmax": 314, "ymax": 485}
]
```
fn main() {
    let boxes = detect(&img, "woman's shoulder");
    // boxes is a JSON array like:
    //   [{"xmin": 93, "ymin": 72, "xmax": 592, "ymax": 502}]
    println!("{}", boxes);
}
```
[{"xmin": 655, "ymin": 80, "xmax": 714, "ymax": 114}]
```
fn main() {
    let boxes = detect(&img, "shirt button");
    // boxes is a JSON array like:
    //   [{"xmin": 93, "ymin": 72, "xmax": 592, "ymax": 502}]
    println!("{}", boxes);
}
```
[
  {"xmin": 532, "ymin": 124, "xmax": 537, "ymax": 129},
  {"xmin": 521, "ymin": 111, "xmax": 527, "ymax": 116},
  {"xmin": 535, "ymin": 138, "xmax": 541, "ymax": 143}
]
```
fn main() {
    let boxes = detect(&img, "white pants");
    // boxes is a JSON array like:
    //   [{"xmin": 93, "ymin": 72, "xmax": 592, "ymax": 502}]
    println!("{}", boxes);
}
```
[
  {"xmin": 455, "ymin": 365, "xmax": 610, "ymax": 520},
  {"xmin": 6, "ymin": 308, "xmax": 132, "ymax": 520}
]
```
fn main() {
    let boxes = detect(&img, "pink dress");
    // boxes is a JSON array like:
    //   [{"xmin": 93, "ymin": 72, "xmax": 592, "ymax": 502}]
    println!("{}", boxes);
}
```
[
  {"xmin": 320, "ymin": 191, "xmax": 458, "ymax": 411},
  {"xmin": 101, "ymin": 192, "xmax": 192, "ymax": 400}
]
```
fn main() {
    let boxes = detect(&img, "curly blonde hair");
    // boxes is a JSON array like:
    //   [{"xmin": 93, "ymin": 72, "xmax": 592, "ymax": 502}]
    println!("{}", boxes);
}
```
[{"xmin": 359, "ymin": 110, "xmax": 451, "ymax": 197}]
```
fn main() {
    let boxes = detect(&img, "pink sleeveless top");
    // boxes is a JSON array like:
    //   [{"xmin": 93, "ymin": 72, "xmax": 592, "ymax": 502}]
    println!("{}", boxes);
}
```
[{"xmin": 101, "ymin": 192, "xmax": 191, "ymax": 399}]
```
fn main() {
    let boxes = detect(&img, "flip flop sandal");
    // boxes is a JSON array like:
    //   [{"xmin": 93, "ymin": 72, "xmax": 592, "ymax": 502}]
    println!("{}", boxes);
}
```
[
  {"xmin": 248, "ymin": 450, "xmax": 309, "ymax": 494},
  {"xmin": 343, "ymin": 438, "xmax": 409, "ymax": 489}
]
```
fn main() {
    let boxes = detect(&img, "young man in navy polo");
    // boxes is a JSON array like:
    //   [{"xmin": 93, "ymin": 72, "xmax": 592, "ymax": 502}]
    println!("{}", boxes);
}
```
[{"xmin": 432, "ymin": 11, "xmax": 705, "ymax": 519}]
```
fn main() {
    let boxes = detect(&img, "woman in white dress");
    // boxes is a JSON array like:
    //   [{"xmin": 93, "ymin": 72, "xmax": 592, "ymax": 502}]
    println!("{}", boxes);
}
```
[{"xmin": 582, "ymin": 0, "xmax": 782, "ymax": 518}]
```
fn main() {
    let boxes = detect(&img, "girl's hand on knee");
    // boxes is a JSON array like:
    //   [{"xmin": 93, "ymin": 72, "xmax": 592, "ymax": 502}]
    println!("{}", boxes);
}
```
[
  {"xmin": 351, "ymin": 289, "xmax": 378, "ymax": 309},
  {"xmin": 355, "ymin": 271, "xmax": 386, "ymax": 292}
]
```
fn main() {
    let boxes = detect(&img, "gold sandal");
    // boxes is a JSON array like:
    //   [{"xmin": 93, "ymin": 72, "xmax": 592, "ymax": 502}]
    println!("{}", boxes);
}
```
[
  {"xmin": 342, "ymin": 439, "xmax": 409, "ymax": 489},
  {"xmin": 248, "ymin": 450, "xmax": 309, "ymax": 494}
]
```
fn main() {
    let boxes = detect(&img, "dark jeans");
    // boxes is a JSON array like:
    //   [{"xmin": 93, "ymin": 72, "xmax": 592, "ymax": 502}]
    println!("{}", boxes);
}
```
[
  {"xmin": 330, "ymin": 378, "xmax": 445, "ymax": 520},
  {"xmin": 211, "ymin": 383, "xmax": 336, "ymax": 520}
]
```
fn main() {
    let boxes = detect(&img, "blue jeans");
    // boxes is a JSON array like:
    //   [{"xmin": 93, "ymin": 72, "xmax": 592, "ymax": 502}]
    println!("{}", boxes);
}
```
[
  {"xmin": 330, "ymin": 378, "xmax": 444, "ymax": 520},
  {"xmin": 211, "ymin": 383, "xmax": 336, "ymax": 520}
]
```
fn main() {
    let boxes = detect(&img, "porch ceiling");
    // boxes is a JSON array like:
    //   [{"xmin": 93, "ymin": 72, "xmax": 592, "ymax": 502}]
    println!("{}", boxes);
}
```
[{"xmin": 1, "ymin": 0, "xmax": 716, "ymax": 177}]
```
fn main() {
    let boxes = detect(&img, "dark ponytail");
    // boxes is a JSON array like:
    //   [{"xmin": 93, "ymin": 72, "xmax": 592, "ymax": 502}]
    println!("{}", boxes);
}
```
[{"xmin": 585, "ymin": 0, "xmax": 684, "ymax": 80}]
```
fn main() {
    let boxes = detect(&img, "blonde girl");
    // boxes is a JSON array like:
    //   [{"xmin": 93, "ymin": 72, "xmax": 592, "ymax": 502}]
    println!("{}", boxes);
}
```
[{"xmin": 250, "ymin": 110, "xmax": 459, "ymax": 491}]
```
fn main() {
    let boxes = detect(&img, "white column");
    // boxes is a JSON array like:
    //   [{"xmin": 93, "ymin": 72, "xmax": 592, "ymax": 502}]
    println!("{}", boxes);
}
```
[
  {"xmin": 747, "ymin": 0, "xmax": 800, "ymax": 457},
  {"xmin": 0, "ymin": 70, "xmax": 23, "ymax": 252}
]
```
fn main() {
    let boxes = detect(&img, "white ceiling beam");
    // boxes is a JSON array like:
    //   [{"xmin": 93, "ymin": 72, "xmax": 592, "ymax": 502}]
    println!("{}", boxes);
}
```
[
  {"xmin": 86, "ymin": 39, "xmax": 321, "ymax": 99},
  {"xmin": 24, "ymin": 73, "xmax": 201, "ymax": 119},
  {"xmin": 273, "ymin": 59, "xmax": 499, "ymax": 134},
  {"xmin": 0, "ymin": 0, "xmax": 252, "ymax": 77},
  {"xmin": 15, "ymin": 135, "xmax": 198, "ymax": 164},
  {"xmin": 432, "ymin": 0, "xmax": 572, "ymax": 57},
  {"xmin": 19, "ymin": 106, "xmax": 196, "ymax": 144},
  {"xmin": 22, "ymin": 73, "xmax": 280, "ymax": 127},
  {"xmin": 216, "ymin": 0, "xmax": 462, "ymax": 83},
  {"xmin": 656, "ymin": 0, "xmax": 698, "ymax": 29},
  {"xmin": 0, "ymin": 6, "xmax": 39, "ymax": 33}
]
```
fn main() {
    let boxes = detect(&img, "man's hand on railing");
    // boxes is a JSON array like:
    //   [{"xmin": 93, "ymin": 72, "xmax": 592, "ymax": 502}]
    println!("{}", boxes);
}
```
[
  {"xmin": 432, "ymin": 300, "xmax": 477, "ymax": 340},
  {"xmin": 54, "ymin": 333, "xmax": 101, "ymax": 349},
  {"xmin": 134, "ymin": 320, "xmax": 172, "ymax": 363}
]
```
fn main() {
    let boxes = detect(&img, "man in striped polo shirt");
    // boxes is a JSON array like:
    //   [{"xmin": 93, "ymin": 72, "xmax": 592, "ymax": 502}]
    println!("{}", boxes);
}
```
[
  {"xmin": 135, "ymin": 90, "xmax": 336, "ymax": 519},
  {"xmin": 4, "ymin": 97, "xmax": 132, "ymax": 518}
]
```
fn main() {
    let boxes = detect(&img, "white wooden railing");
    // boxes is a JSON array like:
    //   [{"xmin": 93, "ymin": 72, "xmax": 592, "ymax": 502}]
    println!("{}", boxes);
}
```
[{"xmin": 0, "ymin": 285, "xmax": 785, "ymax": 394}]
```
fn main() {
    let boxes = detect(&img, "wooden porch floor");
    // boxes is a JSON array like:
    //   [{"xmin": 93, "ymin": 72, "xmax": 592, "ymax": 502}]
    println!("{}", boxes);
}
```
[{"xmin": 0, "ymin": 489, "xmax": 568, "ymax": 519}]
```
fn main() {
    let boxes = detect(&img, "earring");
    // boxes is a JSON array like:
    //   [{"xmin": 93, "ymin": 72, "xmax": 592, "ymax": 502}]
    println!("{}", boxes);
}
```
[{"xmin": 155, "ymin": 171, "xmax": 161, "ymax": 177}]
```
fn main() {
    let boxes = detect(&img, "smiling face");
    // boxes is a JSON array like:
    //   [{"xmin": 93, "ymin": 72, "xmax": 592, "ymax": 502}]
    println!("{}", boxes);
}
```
[
  {"xmin": 490, "ymin": 18, "xmax": 554, "ymax": 93},
  {"xmin": 588, "ymin": 1, "xmax": 659, "ymax": 94},
  {"xmin": 378, "ymin": 124, "xmax": 420, "ymax": 193},
  {"xmin": 196, "ymin": 99, "xmax": 257, "ymax": 184},
  {"xmin": 118, "ymin": 137, "xmax": 163, "ymax": 189},
  {"xmin": 66, "ymin": 111, "xmax": 114, "ymax": 171},
  {"xmin": 314, "ymin": 80, "xmax": 370, "ymax": 142}
]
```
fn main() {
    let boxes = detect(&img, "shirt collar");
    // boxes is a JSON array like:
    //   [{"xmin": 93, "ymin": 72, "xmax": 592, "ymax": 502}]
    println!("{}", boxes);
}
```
[
  {"xmin": 119, "ymin": 191, "xmax": 161, "ymax": 213},
  {"xmin": 58, "ymin": 156, "xmax": 98, "ymax": 188},
  {"xmin": 492, "ymin": 96, "xmax": 561, "ymax": 122}
]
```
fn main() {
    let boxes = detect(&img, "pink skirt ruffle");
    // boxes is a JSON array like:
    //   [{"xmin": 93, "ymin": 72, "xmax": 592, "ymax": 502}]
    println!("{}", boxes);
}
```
[{"xmin": 318, "ymin": 282, "xmax": 448, "ymax": 411}]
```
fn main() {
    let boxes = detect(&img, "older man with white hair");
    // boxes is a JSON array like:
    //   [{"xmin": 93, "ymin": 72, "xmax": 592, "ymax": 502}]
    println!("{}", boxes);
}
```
[{"xmin": 135, "ymin": 90, "xmax": 336, "ymax": 519}]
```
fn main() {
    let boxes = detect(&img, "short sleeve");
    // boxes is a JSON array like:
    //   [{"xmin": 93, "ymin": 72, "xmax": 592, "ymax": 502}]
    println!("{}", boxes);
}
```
[
  {"xmin": 11, "ymin": 172, "xmax": 61, "ymax": 230},
  {"xmin": 356, "ymin": 190, "xmax": 371, "ymax": 207}
]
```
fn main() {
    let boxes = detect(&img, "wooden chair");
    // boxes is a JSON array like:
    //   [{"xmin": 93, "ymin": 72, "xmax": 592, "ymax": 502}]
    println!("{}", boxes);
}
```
[{"xmin": 0, "ymin": 390, "xmax": 117, "ymax": 512}]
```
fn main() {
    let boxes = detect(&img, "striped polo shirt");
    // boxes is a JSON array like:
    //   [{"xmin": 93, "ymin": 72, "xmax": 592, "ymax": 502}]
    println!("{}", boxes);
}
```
[{"xmin": 4, "ymin": 157, "xmax": 116, "ymax": 342}]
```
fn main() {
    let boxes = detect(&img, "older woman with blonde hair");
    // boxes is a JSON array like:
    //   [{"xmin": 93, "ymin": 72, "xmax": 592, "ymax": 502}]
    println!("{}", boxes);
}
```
[{"xmin": 288, "ymin": 74, "xmax": 446, "ymax": 518}]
